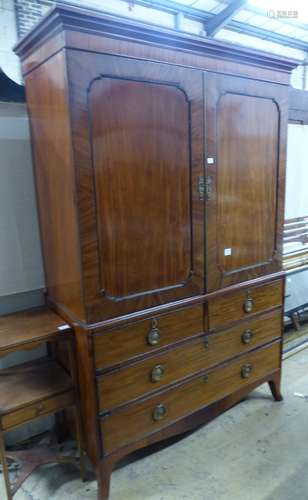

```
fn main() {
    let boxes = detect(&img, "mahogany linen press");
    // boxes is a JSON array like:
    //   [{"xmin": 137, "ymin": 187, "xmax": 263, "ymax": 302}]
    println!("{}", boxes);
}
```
[{"xmin": 14, "ymin": 3, "xmax": 297, "ymax": 498}]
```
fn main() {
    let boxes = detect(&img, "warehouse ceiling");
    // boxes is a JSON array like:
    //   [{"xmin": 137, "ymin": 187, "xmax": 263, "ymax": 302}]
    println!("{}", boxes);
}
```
[{"xmin": 134, "ymin": 0, "xmax": 308, "ymax": 52}]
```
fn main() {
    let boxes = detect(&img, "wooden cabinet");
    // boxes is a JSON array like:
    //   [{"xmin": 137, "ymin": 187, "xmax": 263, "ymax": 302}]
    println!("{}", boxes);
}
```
[{"xmin": 14, "ymin": 4, "xmax": 297, "ymax": 499}]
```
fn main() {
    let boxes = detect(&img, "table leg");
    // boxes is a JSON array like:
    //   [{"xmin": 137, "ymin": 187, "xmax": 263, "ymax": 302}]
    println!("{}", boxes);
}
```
[
  {"xmin": 0, "ymin": 430, "xmax": 12, "ymax": 500},
  {"xmin": 73, "ymin": 406, "xmax": 86, "ymax": 481}
]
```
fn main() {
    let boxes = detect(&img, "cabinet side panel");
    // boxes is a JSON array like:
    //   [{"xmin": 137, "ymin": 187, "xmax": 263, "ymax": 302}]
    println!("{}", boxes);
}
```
[{"xmin": 25, "ymin": 51, "xmax": 84, "ymax": 320}]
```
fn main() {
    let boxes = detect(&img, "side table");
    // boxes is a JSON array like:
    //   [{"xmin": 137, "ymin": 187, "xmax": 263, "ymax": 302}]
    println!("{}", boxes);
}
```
[{"xmin": 0, "ymin": 307, "xmax": 85, "ymax": 499}]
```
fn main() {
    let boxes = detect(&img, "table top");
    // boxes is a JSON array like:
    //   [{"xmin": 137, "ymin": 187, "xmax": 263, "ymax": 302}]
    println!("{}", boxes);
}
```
[{"xmin": 0, "ymin": 307, "xmax": 71, "ymax": 354}]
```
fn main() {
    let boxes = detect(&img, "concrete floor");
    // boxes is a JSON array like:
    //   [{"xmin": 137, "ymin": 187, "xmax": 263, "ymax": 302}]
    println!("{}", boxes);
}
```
[{"xmin": 2, "ymin": 347, "xmax": 308, "ymax": 500}]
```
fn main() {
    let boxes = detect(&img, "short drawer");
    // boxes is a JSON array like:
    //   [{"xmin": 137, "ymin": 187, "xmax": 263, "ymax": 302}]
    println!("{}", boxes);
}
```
[
  {"xmin": 208, "ymin": 279, "xmax": 283, "ymax": 329},
  {"xmin": 100, "ymin": 341, "xmax": 281, "ymax": 454},
  {"xmin": 97, "ymin": 309, "xmax": 281, "ymax": 411},
  {"xmin": 93, "ymin": 305, "xmax": 203, "ymax": 371},
  {"xmin": 2, "ymin": 390, "xmax": 75, "ymax": 431}
]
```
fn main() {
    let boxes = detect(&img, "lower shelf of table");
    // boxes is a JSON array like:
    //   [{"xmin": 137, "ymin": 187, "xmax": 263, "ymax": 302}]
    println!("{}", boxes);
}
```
[{"xmin": 0, "ymin": 357, "xmax": 74, "ymax": 431}]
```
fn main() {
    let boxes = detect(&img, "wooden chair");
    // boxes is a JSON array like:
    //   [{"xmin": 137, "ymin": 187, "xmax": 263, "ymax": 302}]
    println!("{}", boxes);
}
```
[{"xmin": 0, "ymin": 307, "xmax": 86, "ymax": 499}]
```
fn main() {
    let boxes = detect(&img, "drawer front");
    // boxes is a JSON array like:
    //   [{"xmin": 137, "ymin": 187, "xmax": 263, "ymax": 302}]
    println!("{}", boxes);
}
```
[
  {"xmin": 98, "ymin": 309, "xmax": 281, "ymax": 411},
  {"xmin": 101, "ymin": 341, "xmax": 281, "ymax": 453},
  {"xmin": 208, "ymin": 280, "xmax": 283, "ymax": 329},
  {"xmin": 2, "ymin": 390, "xmax": 75, "ymax": 431},
  {"xmin": 94, "ymin": 305, "xmax": 204, "ymax": 371}
]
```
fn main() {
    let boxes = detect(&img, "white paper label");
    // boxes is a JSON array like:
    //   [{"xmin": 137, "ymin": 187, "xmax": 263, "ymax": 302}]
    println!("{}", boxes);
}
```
[{"xmin": 57, "ymin": 324, "xmax": 71, "ymax": 332}]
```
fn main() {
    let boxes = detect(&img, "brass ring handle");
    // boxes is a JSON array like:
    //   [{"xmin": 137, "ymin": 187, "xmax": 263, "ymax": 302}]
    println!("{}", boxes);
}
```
[
  {"xmin": 241, "ymin": 363, "xmax": 253, "ymax": 379},
  {"xmin": 152, "ymin": 404, "xmax": 167, "ymax": 421},
  {"xmin": 244, "ymin": 297, "xmax": 254, "ymax": 313},
  {"xmin": 242, "ymin": 329, "xmax": 253, "ymax": 344},
  {"xmin": 147, "ymin": 327, "xmax": 161, "ymax": 346},
  {"xmin": 151, "ymin": 364, "xmax": 165, "ymax": 382}
]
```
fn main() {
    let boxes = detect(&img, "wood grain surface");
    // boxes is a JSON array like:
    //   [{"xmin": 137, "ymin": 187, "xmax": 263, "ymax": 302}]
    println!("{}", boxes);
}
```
[
  {"xmin": 208, "ymin": 279, "xmax": 283, "ymax": 329},
  {"xmin": 97, "ymin": 309, "xmax": 282, "ymax": 411},
  {"xmin": 205, "ymin": 73, "xmax": 288, "ymax": 290},
  {"xmin": 67, "ymin": 52, "xmax": 205, "ymax": 321},
  {"xmin": 94, "ymin": 305, "xmax": 204, "ymax": 370},
  {"xmin": 0, "ymin": 307, "xmax": 70, "ymax": 354},
  {"xmin": 101, "ymin": 341, "xmax": 281, "ymax": 453}
]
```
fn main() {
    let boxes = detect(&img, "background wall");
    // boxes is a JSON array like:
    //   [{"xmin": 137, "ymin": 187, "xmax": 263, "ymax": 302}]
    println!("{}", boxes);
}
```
[
  {"xmin": 14, "ymin": 0, "xmax": 50, "ymax": 37},
  {"xmin": 0, "ymin": 101, "xmax": 44, "ymax": 299},
  {"xmin": 285, "ymin": 124, "xmax": 308, "ymax": 219}
]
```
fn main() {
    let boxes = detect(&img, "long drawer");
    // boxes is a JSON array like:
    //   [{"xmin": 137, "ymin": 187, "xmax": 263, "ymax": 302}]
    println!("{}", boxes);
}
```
[
  {"xmin": 93, "ymin": 305, "xmax": 204, "ymax": 371},
  {"xmin": 97, "ymin": 309, "xmax": 281, "ymax": 411},
  {"xmin": 100, "ymin": 341, "xmax": 281, "ymax": 454},
  {"xmin": 1, "ymin": 390, "xmax": 75, "ymax": 431},
  {"xmin": 208, "ymin": 279, "xmax": 283, "ymax": 329}
]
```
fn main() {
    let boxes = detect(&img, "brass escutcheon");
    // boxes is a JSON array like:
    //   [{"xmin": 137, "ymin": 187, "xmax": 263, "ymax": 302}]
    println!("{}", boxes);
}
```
[
  {"xmin": 148, "ymin": 324, "xmax": 161, "ymax": 346},
  {"xmin": 151, "ymin": 364, "xmax": 165, "ymax": 382},
  {"xmin": 242, "ymin": 329, "xmax": 253, "ymax": 344},
  {"xmin": 35, "ymin": 403, "xmax": 44, "ymax": 416},
  {"xmin": 152, "ymin": 404, "xmax": 167, "ymax": 421},
  {"xmin": 241, "ymin": 363, "xmax": 253, "ymax": 379},
  {"xmin": 244, "ymin": 296, "xmax": 254, "ymax": 313}
]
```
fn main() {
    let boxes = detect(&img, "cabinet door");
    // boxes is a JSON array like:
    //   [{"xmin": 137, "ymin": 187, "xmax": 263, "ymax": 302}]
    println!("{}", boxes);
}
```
[
  {"xmin": 205, "ymin": 73, "xmax": 287, "ymax": 291},
  {"xmin": 67, "ymin": 52, "xmax": 205, "ymax": 321}
]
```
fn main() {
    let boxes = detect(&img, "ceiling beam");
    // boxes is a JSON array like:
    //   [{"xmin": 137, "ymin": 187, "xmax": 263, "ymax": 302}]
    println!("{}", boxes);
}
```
[{"xmin": 204, "ymin": 0, "xmax": 248, "ymax": 37}]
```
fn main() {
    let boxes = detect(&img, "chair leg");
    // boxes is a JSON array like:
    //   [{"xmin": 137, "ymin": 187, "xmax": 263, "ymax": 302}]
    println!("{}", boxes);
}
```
[
  {"xmin": 73, "ymin": 406, "xmax": 86, "ymax": 482},
  {"xmin": 0, "ymin": 431, "xmax": 12, "ymax": 500}
]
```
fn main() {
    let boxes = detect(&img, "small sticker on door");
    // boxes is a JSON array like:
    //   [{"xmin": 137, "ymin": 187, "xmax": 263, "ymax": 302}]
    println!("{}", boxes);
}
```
[{"xmin": 224, "ymin": 248, "xmax": 232, "ymax": 256}]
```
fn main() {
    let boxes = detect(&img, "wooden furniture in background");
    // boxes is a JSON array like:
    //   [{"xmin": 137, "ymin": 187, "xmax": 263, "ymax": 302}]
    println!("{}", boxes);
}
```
[
  {"xmin": 283, "ymin": 216, "xmax": 308, "ymax": 272},
  {"xmin": 284, "ymin": 217, "xmax": 308, "ymax": 246},
  {"xmin": 14, "ymin": 3, "xmax": 297, "ymax": 498},
  {"xmin": 0, "ymin": 308, "xmax": 85, "ymax": 499}
]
